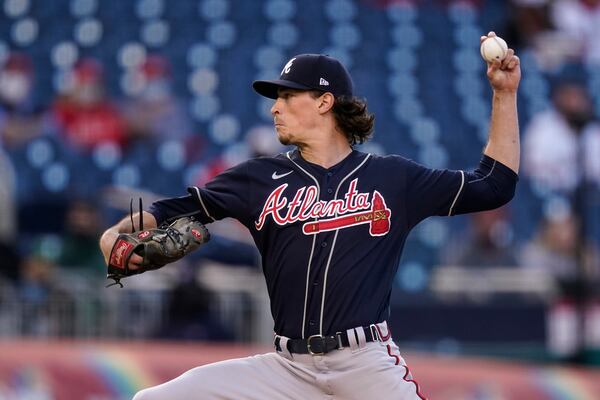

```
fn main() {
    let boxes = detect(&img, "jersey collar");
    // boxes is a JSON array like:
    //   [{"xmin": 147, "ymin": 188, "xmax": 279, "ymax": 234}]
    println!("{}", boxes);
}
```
[{"xmin": 289, "ymin": 148, "xmax": 365, "ymax": 175}]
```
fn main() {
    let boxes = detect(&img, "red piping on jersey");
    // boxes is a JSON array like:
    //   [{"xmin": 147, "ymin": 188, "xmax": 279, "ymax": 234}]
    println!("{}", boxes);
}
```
[{"xmin": 386, "ymin": 344, "xmax": 427, "ymax": 400}]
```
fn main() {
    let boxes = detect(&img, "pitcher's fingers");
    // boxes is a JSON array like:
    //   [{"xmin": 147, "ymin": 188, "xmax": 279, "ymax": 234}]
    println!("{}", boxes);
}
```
[
  {"xmin": 501, "ymin": 49, "xmax": 515, "ymax": 69},
  {"xmin": 487, "ymin": 58, "xmax": 501, "ymax": 76},
  {"xmin": 129, "ymin": 253, "xmax": 143, "ymax": 268},
  {"xmin": 490, "ymin": 59, "xmax": 502, "ymax": 70},
  {"xmin": 507, "ymin": 55, "xmax": 520, "ymax": 70}
]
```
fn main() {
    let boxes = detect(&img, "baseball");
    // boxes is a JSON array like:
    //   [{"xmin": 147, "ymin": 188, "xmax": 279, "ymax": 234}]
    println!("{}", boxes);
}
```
[{"xmin": 480, "ymin": 36, "xmax": 508, "ymax": 63}]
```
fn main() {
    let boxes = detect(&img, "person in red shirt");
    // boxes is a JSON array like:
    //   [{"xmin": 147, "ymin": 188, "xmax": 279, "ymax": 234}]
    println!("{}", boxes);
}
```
[{"xmin": 52, "ymin": 58, "xmax": 127, "ymax": 152}]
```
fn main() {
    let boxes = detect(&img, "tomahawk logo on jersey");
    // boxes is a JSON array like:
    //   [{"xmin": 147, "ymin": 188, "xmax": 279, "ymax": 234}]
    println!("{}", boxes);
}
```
[{"xmin": 149, "ymin": 149, "xmax": 517, "ymax": 339}]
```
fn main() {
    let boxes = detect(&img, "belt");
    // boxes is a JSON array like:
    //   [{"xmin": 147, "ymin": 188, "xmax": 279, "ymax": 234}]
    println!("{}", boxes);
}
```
[{"xmin": 275, "ymin": 326, "xmax": 380, "ymax": 355}]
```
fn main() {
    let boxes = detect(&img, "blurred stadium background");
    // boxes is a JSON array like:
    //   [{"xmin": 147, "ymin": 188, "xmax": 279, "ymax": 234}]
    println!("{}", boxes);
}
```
[{"xmin": 0, "ymin": 0, "xmax": 599, "ymax": 398}]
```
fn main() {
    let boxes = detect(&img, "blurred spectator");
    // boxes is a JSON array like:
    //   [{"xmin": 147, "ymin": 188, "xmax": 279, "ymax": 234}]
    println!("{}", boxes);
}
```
[
  {"xmin": 0, "ymin": 146, "xmax": 19, "ymax": 282},
  {"xmin": 440, "ymin": 207, "xmax": 518, "ymax": 268},
  {"xmin": 519, "ymin": 201, "xmax": 600, "ymax": 360},
  {"xmin": 523, "ymin": 76, "xmax": 600, "ymax": 193},
  {"xmin": 123, "ymin": 55, "xmax": 194, "ymax": 144},
  {"xmin": 16, "ymin": 199, "xmax": 106, "ymax": 295},
  {"xmin": 509, "ymin": 0, "xmax": 600, "ymax": 69},
  {"xmin": 52, "ymin": 58, "xmax": 127, "ymax": 152},
  {"xmin": 18, "ymin": 254, "xmax": 55, "ymax": 335},
  {"xmin": 17, "ymin": 253, "xmax": 73, "ymax": 336},
  {"xmin": 504, "ymin": 0, "xmax": 600, "ymax": 69},
  {"xmin": 0, "ymin": 53, "xmax": 48, "ymax": 148},
  {"xmin": 505, "ymin": 0, "xmax": 552, "ymax": 53},
  {"xmin": 54, "ymin": 199, "xmax": 106, "ymax": 285},
  {"xmin": 550, "ymin": 0, "xmax": 600, "ymax": 66},
  {"xmin": 519, "ymin": 202, "xmax": 599, "ymax": 286}
]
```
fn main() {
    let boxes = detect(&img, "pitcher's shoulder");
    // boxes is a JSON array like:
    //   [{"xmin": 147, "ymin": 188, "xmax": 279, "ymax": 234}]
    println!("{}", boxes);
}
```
[{"xmin": 363, "ymin": 152, "xmax": 414, "ymax": 167}]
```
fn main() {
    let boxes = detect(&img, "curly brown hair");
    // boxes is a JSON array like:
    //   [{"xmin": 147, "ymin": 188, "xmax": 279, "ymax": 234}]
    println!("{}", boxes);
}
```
[{"xmin": 310, "ymin": 91, "xmax": 375, "ymax": 145}]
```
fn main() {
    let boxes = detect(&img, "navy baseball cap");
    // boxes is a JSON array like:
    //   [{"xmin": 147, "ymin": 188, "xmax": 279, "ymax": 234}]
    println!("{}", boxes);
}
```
[{"xmin": 253, "ymin": 54, "xmax": 354, "ymax": 99}]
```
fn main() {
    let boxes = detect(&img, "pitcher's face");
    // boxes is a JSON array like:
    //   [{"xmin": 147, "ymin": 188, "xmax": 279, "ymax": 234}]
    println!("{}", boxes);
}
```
[{"xmin": 271, "ymin": 89, "xmax": 322, "ymax": 146}]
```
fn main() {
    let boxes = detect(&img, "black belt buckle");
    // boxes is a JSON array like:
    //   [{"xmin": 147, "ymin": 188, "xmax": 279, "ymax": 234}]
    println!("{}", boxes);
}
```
[{"xmin": 307, "ymin": 334, "xmax": 326, "ymax": 355}]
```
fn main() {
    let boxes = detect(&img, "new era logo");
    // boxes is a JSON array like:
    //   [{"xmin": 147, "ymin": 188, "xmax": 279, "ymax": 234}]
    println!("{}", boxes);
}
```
[{"xmin": 319, "ymin": 78, "xmax": 329, "ymax": 86}]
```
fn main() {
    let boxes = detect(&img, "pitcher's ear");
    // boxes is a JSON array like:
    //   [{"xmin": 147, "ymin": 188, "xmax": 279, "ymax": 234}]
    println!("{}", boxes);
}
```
[{"xmin": 317, "ymin": 92, "xmax": 335, "ymax": 114}]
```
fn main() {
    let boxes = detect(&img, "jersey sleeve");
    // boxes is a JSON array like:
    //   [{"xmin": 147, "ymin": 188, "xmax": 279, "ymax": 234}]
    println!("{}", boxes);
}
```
[
  {"xmin": 404, "ymin": 158, "xmax": 465, "ymax": 228},
  {"xmin": 452, "ymin": 155, "xmax": 518, "ymax": 215},
  {"xmin": 404, "ymin": 154, "xmax": 518, "ymax": 228},
  {"xmin": 149, "ymin": 161, "xmax": 250, "ymax": 226}
]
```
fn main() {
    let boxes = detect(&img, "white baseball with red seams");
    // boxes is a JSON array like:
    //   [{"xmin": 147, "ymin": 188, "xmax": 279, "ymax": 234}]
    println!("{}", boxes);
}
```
[{"xmin": 480, "ymin": 36, "xmax": 508, "ymax": 63}]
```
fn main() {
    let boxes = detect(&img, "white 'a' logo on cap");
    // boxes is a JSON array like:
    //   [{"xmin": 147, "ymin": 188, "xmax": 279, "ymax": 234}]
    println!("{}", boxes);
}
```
[{"xmin": 281, "ymin": 57, "xmax": 296, "ymax": 75}]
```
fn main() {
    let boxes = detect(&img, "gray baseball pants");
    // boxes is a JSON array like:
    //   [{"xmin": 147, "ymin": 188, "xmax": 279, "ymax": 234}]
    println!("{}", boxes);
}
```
[{"xmin": 133, "ymin": 321, "xmax": 425, "ymax": 400}]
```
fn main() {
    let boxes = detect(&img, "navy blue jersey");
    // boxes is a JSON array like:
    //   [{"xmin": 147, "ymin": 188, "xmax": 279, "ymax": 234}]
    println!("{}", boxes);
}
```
[{"xmin": 150, "ymin": 149, "xmax": 517, "ymax": 339}]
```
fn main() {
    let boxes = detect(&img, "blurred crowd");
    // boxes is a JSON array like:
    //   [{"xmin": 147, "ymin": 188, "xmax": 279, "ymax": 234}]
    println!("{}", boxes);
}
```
[
  {"xmin": 506, "ymin": 0, "xmax": 600, "ymax": 69},
  {"xmin": 0, "ymin": 0, "xmax": 598, "ymax": 362},
  {"xmin": 436, "ymin": 0, "xmax": 600, "ymax": 362},
  {"xmin": 0, "ymin": 50, "xmax": 283, "ymax": 341}
]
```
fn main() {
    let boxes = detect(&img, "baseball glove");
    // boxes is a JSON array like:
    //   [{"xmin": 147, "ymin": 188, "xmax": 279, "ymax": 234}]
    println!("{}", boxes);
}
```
[{"xmin": 107, "ymin": 216, "xmax": 210, "ymax": 287}]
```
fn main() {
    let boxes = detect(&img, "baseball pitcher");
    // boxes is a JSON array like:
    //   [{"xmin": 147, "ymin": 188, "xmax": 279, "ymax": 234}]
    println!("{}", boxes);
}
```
[{"xmin": 99, "ymin": 32, "xmax": 521, "ymax": 399}]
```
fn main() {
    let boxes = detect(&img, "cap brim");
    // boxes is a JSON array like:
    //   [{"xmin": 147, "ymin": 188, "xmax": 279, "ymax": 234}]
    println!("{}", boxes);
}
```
[{"xmin": 252, "ymin": 79, "xmax": 313, "ymax": 99}]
